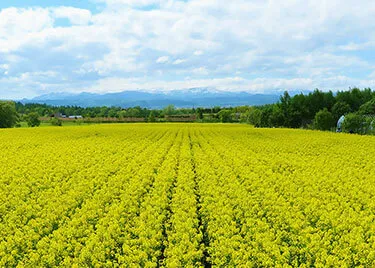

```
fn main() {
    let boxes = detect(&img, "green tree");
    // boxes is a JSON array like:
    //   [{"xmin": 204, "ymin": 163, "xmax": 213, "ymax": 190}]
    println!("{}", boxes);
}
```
[
  {"xmin": 314, "ymin": 108, "xmax": 334, "ymax": 131},
  {"xmin": 26, "ymin": 112, "xmax": 41, "ymax": 127},
  {"xmin": 0, "ymin": 101, "xmax": 18, "ymax": 128},
  {"xmin": 108, "ymin": 107, "xmax": 120, "ymax": 118},
  {"xmin": 217, "ymin": 109, "xmax": 232, "ymax": 123},
  {"xmin": 50, "ymin": 117, "xmax": 62, "ymax": 126},
  {"xmin": 336, "ymin": 87, "xmax": 373, "ymax": 111},
  {"xmin": 306, "ymin": 89, "xmax": 335, "ymax": 120},
  {"xmin": 240, "ymin": 110, "xmax": 250, "ymax": 123},
  {"xmin": 246, "ymin": 107, "xmax": 262, "ymax": 127},
  {"xmin": 342, "ymin": 113, "xmax": 370, "ymax": 134},
  {"xmin": 163, "ymin": 105, "xmax": 176, "ymax": 117},
  {"xmin": 279, "ymin": 91, "xmax": 291, "ymax": 126},
  {"xmin": 118, "ymin": 110, "xmax": 127, "ymax": 118},
  {"xmin": 332, "ymin": 101, "xmax": 351, "ymax": 121},
  {"xmin": 196, "ymin": 108, "xmax": 203, "ymax": 120},
  {"xmin": 358, "ymin": 98, "xmax": 375, "ymax": 115},
  {"xmin": 269, "ymin": 105, "xmax": 285, "ymax": 127},
  {"xmin": 148, "ymin": 111, "xmax": 156, "ymax": 122},
  {"xmin": 258, "ymin": 105, "xmax": 274, "ymax": 127},
  {"xmin": 126, "ymin": 107, "xmax": 142, "ymax": 117},
  {"xmin": 98, "ymin": 107, "xmax": 109, "ymax": 117}
]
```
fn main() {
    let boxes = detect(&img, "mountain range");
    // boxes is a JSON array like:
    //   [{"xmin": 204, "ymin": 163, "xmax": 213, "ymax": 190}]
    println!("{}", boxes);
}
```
[{"xmin": 20, "ymin": 88, "xmax": 282, "ymax": 108}]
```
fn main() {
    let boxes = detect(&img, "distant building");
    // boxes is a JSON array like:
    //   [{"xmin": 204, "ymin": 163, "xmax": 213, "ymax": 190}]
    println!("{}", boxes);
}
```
[
  {"xmin": 51, "ymin": 112, "xmax": 66, "ymax": 118},
  {"xmin": 68, "ymin": 115, "xmax": 83, "ymax": 119}
]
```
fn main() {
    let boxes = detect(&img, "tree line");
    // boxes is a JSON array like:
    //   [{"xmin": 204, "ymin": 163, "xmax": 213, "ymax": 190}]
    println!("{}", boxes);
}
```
[
  {"xmin": 14, "ymin": 103, "xmax": 198, "ymax": 119},
  {"xmin": 13, "ymin": 103, "xmax": 232, "ymax": 123},
  {"xmin": 241, "ymin": 88, "xmax": 375, "ymax": 134},
  {"xmin": 1, "ymin": 87, "xmax": 375, "ymax": 134}
]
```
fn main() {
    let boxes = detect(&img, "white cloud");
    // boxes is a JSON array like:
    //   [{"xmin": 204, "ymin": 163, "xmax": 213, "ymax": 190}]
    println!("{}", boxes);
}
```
[
  {"xmin": 84, "ymin": 76, "xmax": 259, "ymax": 93},
  {"xmin": 0, "ymin": 64, "xmax": 10, "ymax": 76},
  {"xmin": 0, "ymin": 64, "xmax": 9, "ymax": 70},
  {"xmin": 192, "ymin": 67, "xmax": 209, "ymax": 75},
  {"xmin": 52, "ymin": 7, "xmax": 92, "ymax": 25},
  {"xmin": 368, "ymin": 70, "xmax": 375, "ymax": 78},
  {"xmin": 2, "ymin": 1, "xmax": 375, "ymax": 99},
  {"xmin": 95, "ymin": 0, "xmax": 162, "ymax": 7},
  {"xmin": 0, "ymin": 7, "xmax": 53, "ymax": 36},
  {"xmin": 0, "ymin": 7, "xmax": 53, "ymax": 52},
  {"xmin": 339, "ymin": 42, "xmax": 375, "ymax": 51},
  {"xmin": 173, "ymin": 59, "xmax": 187, "ymax": 65},
  {"xmin": 156, "ymin": 56, "xmax": 169, "ymax": 63},
  {"xmin": 83, "ymin": 75, "xmax": 373, "ymax": 94}
]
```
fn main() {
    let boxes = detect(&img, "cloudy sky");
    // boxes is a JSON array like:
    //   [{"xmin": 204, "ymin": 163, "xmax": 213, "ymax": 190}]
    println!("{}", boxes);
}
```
[{"xmin": 1, "ymin": 0, "xmax": 375, "ymax": 99}]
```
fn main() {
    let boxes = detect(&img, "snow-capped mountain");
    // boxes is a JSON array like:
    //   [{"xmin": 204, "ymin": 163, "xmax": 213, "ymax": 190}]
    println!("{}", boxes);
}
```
[{"xmin": 21, "ymin": 88, "xmax": 281, "ymax": 108}]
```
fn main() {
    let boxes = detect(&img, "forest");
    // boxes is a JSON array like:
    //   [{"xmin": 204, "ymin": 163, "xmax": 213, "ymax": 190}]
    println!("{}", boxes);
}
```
[{"xmin": 243, "ymin": 88, "xmax": 375, "ymax": 134}]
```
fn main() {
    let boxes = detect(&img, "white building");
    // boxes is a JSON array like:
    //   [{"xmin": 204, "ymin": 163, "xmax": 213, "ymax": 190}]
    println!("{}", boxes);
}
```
[{"xmin": 68, "ymin": 115, "xmax": 83, "ymax": 119}]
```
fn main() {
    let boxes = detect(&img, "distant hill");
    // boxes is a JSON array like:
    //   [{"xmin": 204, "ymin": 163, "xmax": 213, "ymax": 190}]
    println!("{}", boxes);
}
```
[{"xmin": 21, "ymin": 88, "xmax": 281, "ymax": 108}]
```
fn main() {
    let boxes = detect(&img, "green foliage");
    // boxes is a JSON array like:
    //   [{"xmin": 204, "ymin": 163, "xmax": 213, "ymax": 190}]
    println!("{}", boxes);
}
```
[
  {"xmin": 26, "ymin": 112, "xmax": 41, "ymax": 127},
  {"xmin": 314, "ymin": 108, "xmax": 335, "ymax": 131},
  {"xmin": 217, "ymin": 109, "xmax": 232, "ymax": 123},
  {"xmin": 308, "ymin": 89, "xmax": 335, "ymax": 117},
  {"xmin": 0, "ymin": 101, "xmax": 18, "ymax": 128},
  {"xmin": 50, "ymin": 117, "xmax": 63, "ymax": 126},
  {"xmin": 148, "ymin": 111, "xmax": 156, "ymax": 122},
  {"xmin": 269, "ymin": 105, "xmax": 285, "ymax": 127},
  {"xmin": 163, "ymin": 105, "xmax": 176, "ymax": 117},
  {"xmin": 341, "ymin": 113, "xmax": 371, "ymax": 134},
  {"xmin": 247, "ymin": 88, "xmax": 375, "ymax": 133},
  {"xmin": 289, "ymin": 93, "xmax": 309, "ymax": 127},
  {"xmin": 358, "ymin": 98, "xmax": 375, "ymax": 115},
  {"xmin": 332, "ymin": 101, "xmax": 351, "ymax": 120},
  {"xmin": 243, "ymin": 107, "xmax": 262, "ymax": 127},
  {"xmin": 196, "ymin": 108, "xmax": 203, "ymax": 120},
  {"xmin": 199, "ymin": 116, "xmax": 220, "ymax": 123},
  {"xmin": 122, "ymin": 107, "xmax": 143, "ymax": 117},
  {"xmin": 336, "ymin": 87, "xmax": 373, "ymax": 111}
]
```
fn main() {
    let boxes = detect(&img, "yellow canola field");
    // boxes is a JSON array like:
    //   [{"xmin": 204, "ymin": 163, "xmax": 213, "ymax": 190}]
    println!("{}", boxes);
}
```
[{"xmin": 0, "ymin": 123, "xmax": 375, "ymax": 267}]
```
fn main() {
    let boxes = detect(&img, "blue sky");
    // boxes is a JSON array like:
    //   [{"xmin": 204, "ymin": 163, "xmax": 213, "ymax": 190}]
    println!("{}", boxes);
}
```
[
  {"xmin": 0, "ymin": 1, "xmax": 102, "ymax": 12},
  {"xmin": 1, "ymin": 0, "xmax": 375, "ymax": 99}
]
